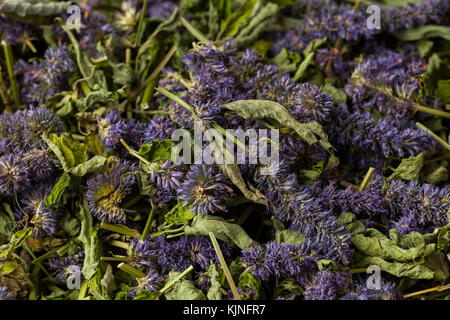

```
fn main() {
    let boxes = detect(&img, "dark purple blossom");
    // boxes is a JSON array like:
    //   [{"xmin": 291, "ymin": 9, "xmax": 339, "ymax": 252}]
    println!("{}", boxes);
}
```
[
  {"xmin": 178, "ymin": 165, "xmax": 233, "ymax": 215},
  {"xmin": 0, "ymin": 286, "xmax": 14, "ymax": 300},
  {"xmin": 48, "ymin": 252, "xmax": 85, "ymax": 281},
  {"xmin": 0, "ymin": 154, "xmax": 29, "ymax": 196},
  {"xmin": 86, "ymin": 159, "xmax": 138, "ymax": 224}
]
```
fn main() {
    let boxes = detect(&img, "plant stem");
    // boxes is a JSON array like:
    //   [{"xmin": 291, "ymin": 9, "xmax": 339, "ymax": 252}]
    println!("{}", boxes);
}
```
[
  {"xmin": 350, "ymin": 268, "xmax": 368, "ymax": 273},
  {"xmin": 135, "ymin": 0, "xmax": 149, "ymax": 46},
  {"xmin": 123, "ymin": 194, "xmax": 144, "ymax": 208},
  {"xmin": 117, "ymin": 262, "xmax": 146, "ymax": 278},
  {"xmin": 166, "ymin": 231, "xmax": 186, "ymax": 239},
  {"xmin": 135, "ymin": 44, "xmax": 177, "ymax": 103},
  {"xmin": 101, "ymin": 256, "xmax": 131, "ymax": 262},
  {"xmin": 416, "ymin": 122, "xmax": 450, "ymax": 151},
  {"xmin": 56, "ymin": 243, "xmax": 70, "ymax": 256},
  {"xmin": 23, "ymin": 244, "xmax": 50, "ymax": 277},
  {"xmin": 403, "ymin": 283, "xmax": 450, "ymax": 299},
  {"xmin": 359, "ymin": 167, "xmax": 375, "ymax": 191},
  {"xmin": 32, "ymin": 244, "xmax": 65, "ymax": 264},
  {"xmin": 108, "ymin": 240, "xmax": 130, "ymax": 250},
  {"xmin": 209, "ymin": 232, "xmax": 240, "ymax": 300},
  {"xmin": 180, "ymin": 17, "xmax": 210, "ymax": 43},
  {"xmin": 101, "ymin": 222, "xmax": 140, "ymax": 237},
  {"xmin": 158, "ymin": 86, "xmax": 246, "ymax": 151},
  {"xmin": 141, "ymin": 203, "xmax": 155, "ymax": 240},
  {"xmin": 2, "ymin": 43, "xmax": 20, "ymax": 106},
  {"xmin": 120, "ymin": 138, "xmax": 152, "ymax": 164},
  {"xmin": 78, "ymin": 280, "xmax": 89, "ymax": 300},
  {"xmin": 365, "ymin": 81, "xmax": 450, "ymax": 118},
  {"xmin": 159, "ymin": 265, "xmax": 194, "ymax": 294}
]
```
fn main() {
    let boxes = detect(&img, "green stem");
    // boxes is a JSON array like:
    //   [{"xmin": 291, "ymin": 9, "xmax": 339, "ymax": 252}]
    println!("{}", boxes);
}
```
[
  {"xmin": 23, "ymin": 244, "xmax": 50, "ymax": 277},
  {"xmin": 166, "ymin": 231, "xmax": 186, "ymax": 239},
  {"xmin": 125, "ymin": 48, "xmax": 132, "ymax": 68},
  {"xmin": 2, "ymin": 44, "xmax": 20, "ymax": 106},
  {"xmin": 141, "ymin": 203, "xmax": 156, "ymax": 240},
  {"xmin": 135, "ymin": 0, "xmax": 149, "ymax": 46},
  {"xmin": 209, "ymin": 232, "xmax": 240, "ymax": 300},
  {"xmin": 108, "ymin": 240, "xmax": 130, "ymax": 250},
  {"xmin": 101, "ymin": 222, "xmax": 140, "ymax": 237},
  {"xmin": 159, "ymin": 265, "xmax": 194, "ymax": 294},
  {"xmin": 158, "ymin": 87, "xmax": 246, "ymax": 151},
  {"xmin": 365, "ymin": 82, "xmax": 450, "ymax": 119},
  {"xmin": 78, "ymin": 280, "xmax": 89, "ymax": 300},
  {"xmin": 57, "ymin": 243, "xmax": 70, "ymax": 256},
  {"xmin": 117, "ymin": 262, "xmax": 146, "ymax": 278},
  {"xmin": 350, "ymin": 268, "xmax": 368, "ymax": 273},
  {"xmin": 32, "ymin": 244, "xmax": 67, "ymax": 264},
  {"xmin": 403, "ymin": 283, "xmax": 450, "ymax": 299},
  {"xmin": 416, "ymin": 122, "xmax": 450, "ymax": 151},
  {"xmin": 80, "ymin": 81, "xmax": 91, "ymax": 96},
  {"xmin": 359, "ymin": 167, "xmax": 375, "ymax": 191},
  {"xmin": 180, "ymin": 17, "xmax": 210, "ymax": 43},
  {"xmin": 211, "ymin": 122, "xmax": 246, "ymax": 152},
  {"xmin": 136, "ymin": 44, "xmax": 177, "ymax": 105},
  {"xmin": 101, "ymin": 256, "xmax": 132, "ymax": 262},
  {"xmin": 123, "ymin": 194, "xmax": 144, "ymax": 208},
  {"xmin": 28, "ymin": 264, "xmax": 40, "ymax": 300},
  {"xmin": 120, "ymin": 138, "xmax": 152, "ymax": 165}
]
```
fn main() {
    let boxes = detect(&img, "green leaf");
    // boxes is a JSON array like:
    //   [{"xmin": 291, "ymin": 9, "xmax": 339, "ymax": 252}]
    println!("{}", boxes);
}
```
[
  {"xmin": 217, "ymin": 0, "xmax": 257, "ymax": 40},
  {"xmin": 233, "ymin": 2, "xmax": 278, "ymax": 47},
  {"xmin": 317, "ymin": 259, "xmax": 339, "ymax": 272},
  {"xmin": 424, "ymin": 165, "xmax": 448, "ymax": 184},
  {"xmin": 303, "ymin": 37, "xmax": 327, "ymax": 56},
  {"xmin": 354, "ymin": 254, "xmax": 436, "ymax": 280},
  {"xmin": 292, "ymin": 52, "xmax": 314, "ymax": 82},
  {"xmin": 416, "ymin": 39, "xmax": 434, "ymax": 58},
  {"xmin": 0, "ymin": 0, "xmax": 71, "ymax": 16},
  {"xmin": 435, "ymin": 80, "xmax": 450, "ymax": 104},
  {"xmin": 164, "ymin": 202, "xmax": 195, "ymax": 225},
  {"xmin": 76, "ymin": 199, "xmax": 104, "ymax": 283},
  {"xmin": 0, "ymin": 211, "xmax": 12, "ymax": 245},
  {"xmin": 96, "ymin": 43, "xmax": 136, "ymax": 87},
  {"xmin": 138, "ymin": 139, "xmax": 173, "ymax": 162},
  {"xmin": 44, "ymin": 133, "xmax": 88, "ymax": 171},
  {"xmin": 164, "ymin": 272, "xmax": 206, "ymax": 300},
  {"xmin": 394, "ymin": 25, "xmax": 450, "ymax": 41},
  {"xmin": 59, "ymin": 20, "xmax": 108, "ymax": 90},
  {"xmin": 322, "ymin": 82, "xmax": 348, "ymax": 104},
  {"xmin": 272, "ymin": 48, "xmax": 298, "ymax": 72},
  {"xmin": 387, "ymin": 152, "xmax": 425, "ymax": 182},
  {"xmin": 238, "ymin": 271, "xmax": 262, "ymax": 299},
  {"xmin": 221, "ymin": 100, "xmax": 332, "ymax": 150},
  {"xmin": 352, "ymin": 228, "xmax": 435, "ymax": 262},
  {"xmin": 220, "ymin": 163, "xmax": 269, "ymax": 206},
  {"xmin": 101, "ymin": 264, "xmax": 116, "ymax": 300},
  {"xmin": 278, "ymin": 230, "xmax": 305, "ymax": 245},
  {"xmin": 0, "ymin": 228, "xmax": 32, "ymax": 259},
  {"xmin": 185, "ymin": 215, "xmax": 257, "ymax": 250},
  {"xmin": 205, "ymin": 263, "xmax": 222, "ymax": 300},
  {"xmin": 74, "ymin": 89, "xmax": 120, "ymax": 112},
  {"xmin": 133, "ymin": 289, "xmax": 160, "ymax": 300},
  {"xmin": 45, "ymin": 173, "xmax": 71, "ymax": 207},
  {"xmin": 68, "ymin": 155, "xmax": 107, "ymax": 176}
]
